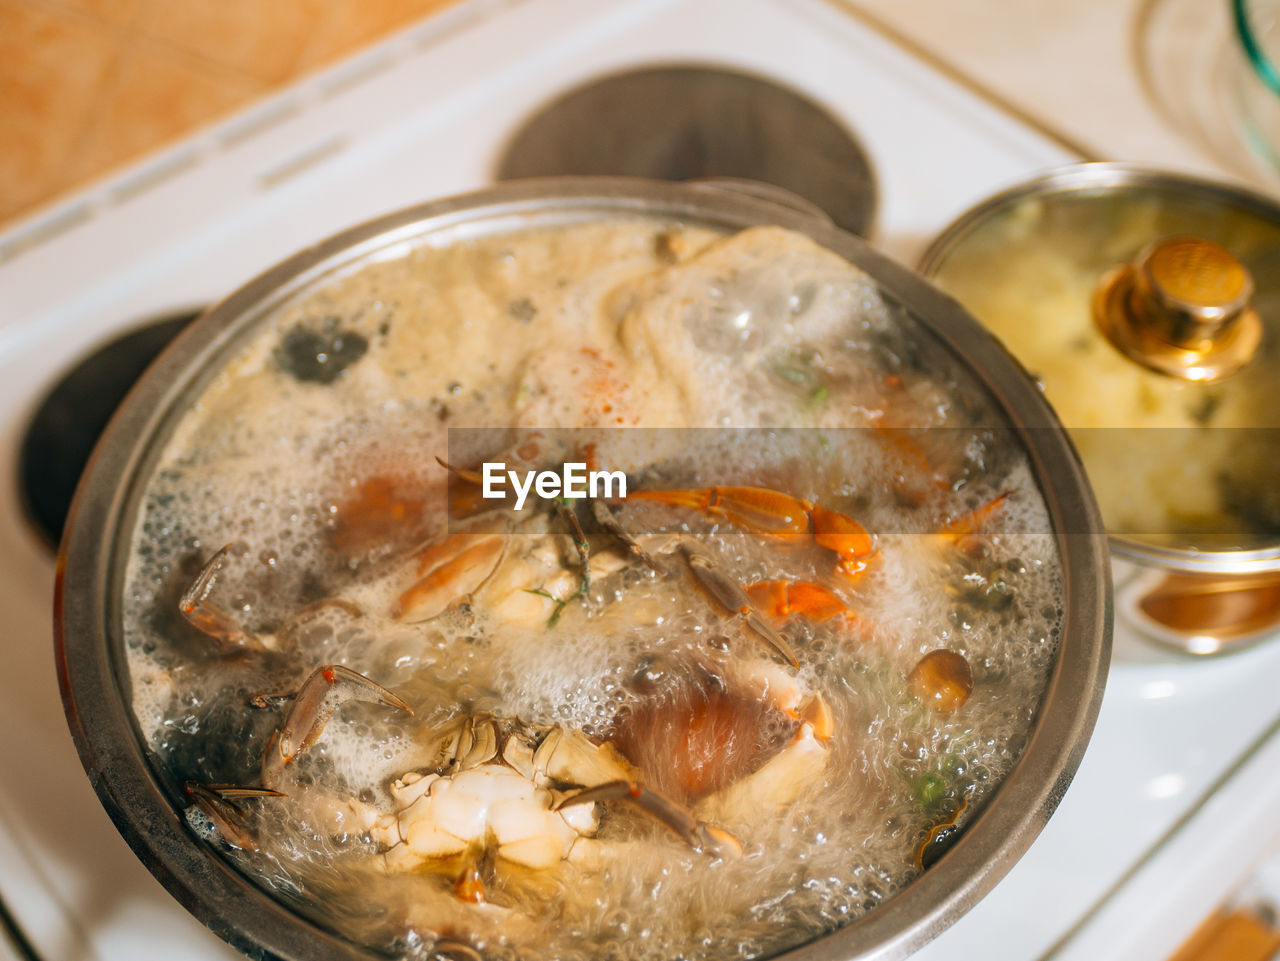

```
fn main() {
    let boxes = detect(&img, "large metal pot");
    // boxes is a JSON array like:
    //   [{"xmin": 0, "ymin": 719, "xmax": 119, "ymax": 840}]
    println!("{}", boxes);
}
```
[
  {"xmin": 920, "ymin": 163, "xmax": 1280, "ymax": 655},
  {"xmin": 56, "ymin": 179, "xmax": 1111, "ymax": 961}
]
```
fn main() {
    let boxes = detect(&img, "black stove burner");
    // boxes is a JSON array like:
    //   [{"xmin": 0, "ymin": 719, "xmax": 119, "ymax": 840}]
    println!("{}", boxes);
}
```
[
  {"xmin": 19, "ymin": 311, "xmax": 199, "ymax": 550},
  {"xmin": 496, "ymin": 65, "xmax": 877, "ymax": 237}
]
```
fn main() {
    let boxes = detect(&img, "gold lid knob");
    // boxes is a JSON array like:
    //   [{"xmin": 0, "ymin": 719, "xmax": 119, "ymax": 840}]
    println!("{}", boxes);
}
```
[{"xmin": 1094, "ymin": 236, "xmax": 1262, "ymax": 382}]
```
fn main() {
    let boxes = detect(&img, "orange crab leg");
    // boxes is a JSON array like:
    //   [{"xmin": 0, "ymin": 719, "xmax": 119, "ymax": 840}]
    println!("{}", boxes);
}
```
[
  {"xmin": 745, "ymin": 581, "xmax": 848, "ymax": 622},
  {"xmin": 934, "ymin": 491, "xmax": 1013, "ymax": 543},
  {"xmin": 394, "ymin": 532, "xmax": 505, "ymax": 623},
  {"xmin": 629, "ymin": 486, "xmax": 877, "ymax": 578}
]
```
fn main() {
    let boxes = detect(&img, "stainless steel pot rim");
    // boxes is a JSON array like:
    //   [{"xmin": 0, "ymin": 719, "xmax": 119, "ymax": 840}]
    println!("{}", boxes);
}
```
[
  {"xmin": 919, "ymin": 161, "xmax": 1280, "ymax": 278},
  {"xmin": 919, "ymin": 160, "xmax": 1280, "ymax": 575},
  {"xmin": 57, "ymin": 177, "xmax": 1112, "ymax": 961}
]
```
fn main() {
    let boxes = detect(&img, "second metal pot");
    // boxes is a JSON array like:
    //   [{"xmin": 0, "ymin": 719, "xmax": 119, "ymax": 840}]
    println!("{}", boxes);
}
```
[{"xmin": 921, "ymin": 162, "xmax": 1280, "ymax": 654}]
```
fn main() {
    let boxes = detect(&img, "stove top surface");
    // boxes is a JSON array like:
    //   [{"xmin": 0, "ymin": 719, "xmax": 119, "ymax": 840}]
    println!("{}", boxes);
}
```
[{"xmin": 2, "ymin": 2, "xmax": 1277, "ymax": 960}]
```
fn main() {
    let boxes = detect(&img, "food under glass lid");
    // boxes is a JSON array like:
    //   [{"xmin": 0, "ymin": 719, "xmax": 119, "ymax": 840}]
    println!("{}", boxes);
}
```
[{"xmin": 920, "ymin": 163, "xmax": 1280, "ymax": 568}]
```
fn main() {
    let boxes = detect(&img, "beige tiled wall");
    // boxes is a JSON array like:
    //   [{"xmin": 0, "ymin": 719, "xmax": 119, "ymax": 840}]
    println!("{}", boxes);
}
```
[{"xmin": 0, "ymin": 0, "xmax": 458, "ymax": 227}]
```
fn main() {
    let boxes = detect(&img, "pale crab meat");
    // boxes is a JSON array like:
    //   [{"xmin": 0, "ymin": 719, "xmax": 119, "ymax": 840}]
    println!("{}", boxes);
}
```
[
  {"xmin": 373, "ymin": 765, "xmax": 599, "ymax": 872},
  {"xmin": 374, "ymin": 719, "xmax": 629, "ymax": 876},
  {"xmin": 533, "ymin": 726, "xmax": 637, "ymax": 787},
  {"xmin": 472, "ymin": 546, "xmax": 625, "ymax": 625}
]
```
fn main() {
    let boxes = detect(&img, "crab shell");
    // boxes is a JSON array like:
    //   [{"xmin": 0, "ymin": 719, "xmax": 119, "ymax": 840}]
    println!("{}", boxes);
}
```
[
  {"xmin": 392, "ymin": 514, "xmax": 632, "ymax": 626},
  {"xmin": 373, "ymin": 659, "xmax": 833, "ymax": 882},
  {"xmin": 372, "ymin": 723, "xmax": 632, "ymax": 875},
  {"xmin": 373, "ymin": 765, "xmax": 598, "ymax": 873}
]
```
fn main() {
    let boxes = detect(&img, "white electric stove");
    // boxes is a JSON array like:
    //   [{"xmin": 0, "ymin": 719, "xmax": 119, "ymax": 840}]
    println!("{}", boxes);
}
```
[{"xmin": 2, "ymin": 1, "xmax": 1279, "ymax": 960}]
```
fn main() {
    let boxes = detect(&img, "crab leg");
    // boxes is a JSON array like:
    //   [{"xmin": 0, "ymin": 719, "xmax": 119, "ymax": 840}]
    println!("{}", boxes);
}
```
[
  {"xmin": 436, "ymin": 432, "xmax": 550, "ymax": 516},
  {"xmin": 590, "ymin": 498, "xmax": 665, "ymax": 574},
  {"xmin": 185, "ymin": 782, "xmax": 285, "ymax": 850},
  {"xmin": 592, "ymin": 501, "xmax": 798, "ymax": 666},
  {"xmin": 179, "ymin": 545, "xmax": 261, "ymax": 651},
  {"xmin": 553, "ymin": 500, "xmax": 592, "ymax": 595},
  {"xmin": 679, "ymin": 542, "xmax": 799, "ymax": 668},
  {"xmin": 261, "ymin": 665, "xmax": 413, "ymax": 787},
  {"xmin": 628, "ymin": 486, "xmax": 877, "ymax": 579},
  {"xmin": 557, "ymin": 780, "xmax": 742, "ymax": 860},
  {"xmin": 933, "ymin": 491, "xmax": 1013, "ymax": 544},
  {"xmin": 629, "ymin": 486, "xmax": 811, "ymax": 536}
]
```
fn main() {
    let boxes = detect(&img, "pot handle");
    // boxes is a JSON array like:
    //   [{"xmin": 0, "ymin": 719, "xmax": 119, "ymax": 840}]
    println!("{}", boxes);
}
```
[
  {"xmin": 1116, "ymin": 563, "xmax": 1280, "ymax": 655},
  {"xmin": 1093, "ymin": 236, "xmax": 1262, "ymax": 383}
]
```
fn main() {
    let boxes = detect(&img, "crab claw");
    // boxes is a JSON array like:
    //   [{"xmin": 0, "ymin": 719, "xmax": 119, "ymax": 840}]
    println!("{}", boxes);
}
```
[
  {"xmin": 745, "ymin": 580, "xmax": 877, "ymax": 639},
  {"xmin": 746, "ymin": 580, "xmax": 848, "ymax": 622},
  {"xmin": 261, "ymin": 665, "xmax": 413, "ymax": 787},
  {"xmin": 557, "ymin": 780, "xmax": 742, "ymax": 860},
  {"xmin": 810, "ymin": 504, "xmax": 879, "ymax": 580},
  {"xmin": 589, "ymin": 498, "xmax": 671, "ymax": 575},
  {"xmin": 696, "ymin": 710, "xmax": 829, "ymax": 827},
  {"xmin": 628, "ymin": 486, "xmax": 813, "ymax": 538},
  {"xmin": 179, "ymin": 545, "xmax": 262, "ymax": 651},
  {"xmin": 185, "ymin": 782, "xmax": 285, "ymax": 851},
  {"xmin": 394, "ymin": 531, "xmax": 507, "ymax": 623},
  {"xmin": 628, "ymin": 486, "xmax": 877, "ymax": 582}
]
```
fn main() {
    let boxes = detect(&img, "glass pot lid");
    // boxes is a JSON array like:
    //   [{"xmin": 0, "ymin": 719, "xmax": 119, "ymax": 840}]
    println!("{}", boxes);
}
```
[{"xmin": 921, "ymin": 163, "xmax": 1280, "ymax": 569}]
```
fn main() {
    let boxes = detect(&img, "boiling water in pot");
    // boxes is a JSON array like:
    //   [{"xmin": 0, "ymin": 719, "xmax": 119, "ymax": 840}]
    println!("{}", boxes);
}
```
[{"xmin": 120, "ymin": 220, "xmax": 1063, "ymax": 960}]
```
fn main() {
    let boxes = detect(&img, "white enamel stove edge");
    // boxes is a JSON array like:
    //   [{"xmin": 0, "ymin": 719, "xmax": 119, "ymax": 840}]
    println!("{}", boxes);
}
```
[{"xmin": 0, "ymin": 1, "xmax": 1276, "ymax": 960}]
